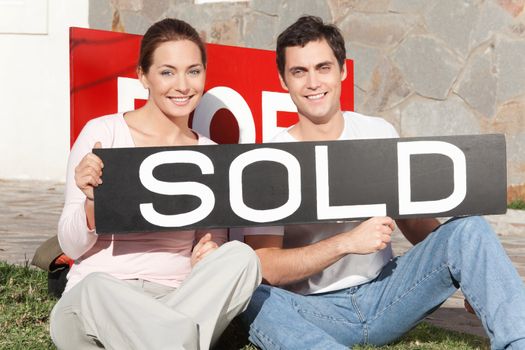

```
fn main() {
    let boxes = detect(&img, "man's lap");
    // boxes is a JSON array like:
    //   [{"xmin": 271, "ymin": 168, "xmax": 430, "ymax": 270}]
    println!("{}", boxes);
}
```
[{"xmin": 243, "ymin": 216, "xmax": 497, "ymax": 346}]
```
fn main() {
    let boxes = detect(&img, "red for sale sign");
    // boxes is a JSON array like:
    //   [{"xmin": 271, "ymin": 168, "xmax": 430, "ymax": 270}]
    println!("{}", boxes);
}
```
[{"xmin": 69, "ymin": 27, "xmax": 354, "ymax": 146}]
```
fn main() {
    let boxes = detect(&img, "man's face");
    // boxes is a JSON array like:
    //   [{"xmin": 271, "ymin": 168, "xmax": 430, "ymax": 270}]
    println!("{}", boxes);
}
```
[{"xmin": 279, "ymin": 39, "xmax": 347, "ymax": 125}]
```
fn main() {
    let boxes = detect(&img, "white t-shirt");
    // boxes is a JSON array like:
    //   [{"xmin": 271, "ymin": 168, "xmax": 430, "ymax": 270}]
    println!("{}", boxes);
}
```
[{"xmin": 237, "ymin": 111, "xmax": 399, "ymax": 295}]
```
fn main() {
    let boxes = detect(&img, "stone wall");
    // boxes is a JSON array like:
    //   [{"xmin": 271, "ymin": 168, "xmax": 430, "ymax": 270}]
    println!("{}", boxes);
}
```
[{"xmin": 89, "ymin": 0, "xmax": 525, "ymax": 201}]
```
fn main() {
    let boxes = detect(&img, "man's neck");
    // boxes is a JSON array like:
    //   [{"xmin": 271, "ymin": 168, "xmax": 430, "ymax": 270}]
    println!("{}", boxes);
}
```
[{"xmin": 289, "ymin": 111, "xmax": 345, "ymax": 142}]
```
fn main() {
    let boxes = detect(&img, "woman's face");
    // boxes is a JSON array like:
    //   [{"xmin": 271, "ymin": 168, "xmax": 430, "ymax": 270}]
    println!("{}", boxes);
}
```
[{"xmin": 140, "ymin": 39, "xmax": 206, "ymax": 119}]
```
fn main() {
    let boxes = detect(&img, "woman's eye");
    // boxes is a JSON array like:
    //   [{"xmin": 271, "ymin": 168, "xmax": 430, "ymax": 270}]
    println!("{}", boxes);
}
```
[
  {"xmin": 188, "ymin": 69, "xmax": 201, "ymax": 76},
  {"xmin": 161, "ymin": 70, "xmax": 173, "ymax": 76}
]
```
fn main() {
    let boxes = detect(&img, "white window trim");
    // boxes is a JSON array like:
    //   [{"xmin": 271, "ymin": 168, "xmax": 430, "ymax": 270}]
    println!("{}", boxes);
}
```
[{"xmin": 0, "ymin": 0, "xmax": 48, "ymax": 34}]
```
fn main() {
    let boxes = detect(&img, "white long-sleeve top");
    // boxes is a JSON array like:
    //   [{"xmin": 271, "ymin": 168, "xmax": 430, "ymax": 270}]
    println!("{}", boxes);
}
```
[{"xmin": 58, "ymin": 113, "xmax": 227, "ymax": 292}]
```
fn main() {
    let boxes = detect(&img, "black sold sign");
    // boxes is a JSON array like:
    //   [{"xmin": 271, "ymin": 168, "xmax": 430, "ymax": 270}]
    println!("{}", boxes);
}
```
[{"xmin": 94, "ymin": 134, "xmax": 507, "ymax": 234}]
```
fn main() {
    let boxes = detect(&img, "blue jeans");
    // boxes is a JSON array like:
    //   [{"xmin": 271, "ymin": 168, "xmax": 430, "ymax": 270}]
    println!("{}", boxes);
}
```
[{"xmin": 241, "ymin": 217, "xmax": 525, "ymax": 350}]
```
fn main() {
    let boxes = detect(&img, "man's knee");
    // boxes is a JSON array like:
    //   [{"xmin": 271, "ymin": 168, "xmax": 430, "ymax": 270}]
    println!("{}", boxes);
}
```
[{"xmin": 441, "ymin": 216, "xmax": 494, "ymax": 244}]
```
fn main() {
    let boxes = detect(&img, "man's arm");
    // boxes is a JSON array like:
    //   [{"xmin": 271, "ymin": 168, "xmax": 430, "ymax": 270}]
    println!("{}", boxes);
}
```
[
  {"xmin": 245, "ymin": 216, "xmax": 395, "ymax": 286},
  {"xmin": 396, "ymin": 218, "xmax": 441, "ymax": 245}
]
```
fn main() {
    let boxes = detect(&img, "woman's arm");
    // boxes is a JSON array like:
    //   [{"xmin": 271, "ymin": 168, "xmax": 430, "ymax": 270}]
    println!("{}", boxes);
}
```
[{"xmin": 58, "ymin": 120, "xmax": 110, "ymax": 259}]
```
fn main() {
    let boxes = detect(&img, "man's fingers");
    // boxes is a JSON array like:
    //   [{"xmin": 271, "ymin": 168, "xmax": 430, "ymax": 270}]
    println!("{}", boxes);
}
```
[
  {"xmin": 380, "ymin": 216, "xmax": 394, "ymax": 226},
  {"xmin": 464, "ymin": 300, "xmax": 476, "ymax": 314},
  {"xmin": 379, "ymin": 224, "xmax": 393, "ymax": 235}
]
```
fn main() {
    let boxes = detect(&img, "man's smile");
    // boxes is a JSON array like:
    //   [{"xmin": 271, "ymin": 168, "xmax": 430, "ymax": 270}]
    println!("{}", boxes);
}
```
[{"xmin": 305, "ymin": 92, "xmax": 327, "ymax": 100}]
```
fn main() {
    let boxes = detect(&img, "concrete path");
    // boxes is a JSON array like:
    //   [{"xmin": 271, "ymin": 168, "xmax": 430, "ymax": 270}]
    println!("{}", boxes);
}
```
[{"xmin": 1, "ymin": 179, "xmax": 524, "ymax": 339}]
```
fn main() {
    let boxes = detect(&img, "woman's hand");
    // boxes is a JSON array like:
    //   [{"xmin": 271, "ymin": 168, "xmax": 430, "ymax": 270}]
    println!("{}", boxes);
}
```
[
  {"xmin": 191, "ymin": 233, "xmax": 218, "ymax": 267},
  {"xmin": 74, "ymin": 142, "xmax": 103, "ymax": 201}
]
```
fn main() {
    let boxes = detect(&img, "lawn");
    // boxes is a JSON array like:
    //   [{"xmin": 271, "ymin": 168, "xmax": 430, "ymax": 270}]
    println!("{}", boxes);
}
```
[
  {"xmin": 0, "ymin": 261, "xmax": 490, "ymax": 350},
  {"xmin": 508, "ymin": 199, "xmax": 525, "ymax": 210}
]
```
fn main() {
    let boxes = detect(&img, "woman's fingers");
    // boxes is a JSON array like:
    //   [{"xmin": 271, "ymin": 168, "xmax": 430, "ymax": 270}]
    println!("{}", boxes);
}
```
[
  {"xmin": 193, "ymin": 233, "xmax": 212, "ymax": 254},
  {"xmin": 74, "ymin": 142, "xmax": 104, "ymax": 200},
  {"xmin": 191, "ymin": 233, "xmax": 218, "ymax": 266}
]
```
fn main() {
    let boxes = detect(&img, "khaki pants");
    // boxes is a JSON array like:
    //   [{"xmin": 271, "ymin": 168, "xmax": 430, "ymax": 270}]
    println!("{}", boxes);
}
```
[{"xmin": 50, "ymin": 241, "xmax": 261, "ymax": 350}]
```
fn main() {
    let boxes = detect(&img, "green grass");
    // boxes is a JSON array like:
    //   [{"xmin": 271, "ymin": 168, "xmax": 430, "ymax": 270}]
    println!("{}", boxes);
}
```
[
  {"xmin": 220, "ymin": 320, "xmax": 490, "ymax": 350},
  {"xmin": 353, "ymin": 322, "xmax": 489, "ymax": 349},
  {"xmin": 0, "ymin": 261, "xmax": 56, "ymax": 350},
  {"xmin": 508, "ymin": 199, "xmax": 525, "ymax": 210},
  {"xmin": 1, "ymin": 261, "xmax": 490, "ymax": 350}
]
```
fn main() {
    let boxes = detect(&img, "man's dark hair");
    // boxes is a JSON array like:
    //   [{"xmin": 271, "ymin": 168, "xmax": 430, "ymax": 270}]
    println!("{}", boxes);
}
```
[{"xmin": 276, "ymin": 16, "xmax": 346, "ymax": 78}]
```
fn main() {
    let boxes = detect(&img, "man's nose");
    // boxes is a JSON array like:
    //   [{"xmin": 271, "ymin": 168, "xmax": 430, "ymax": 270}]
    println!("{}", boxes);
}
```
[{"xmin": 306, "ymin": 71, "xmax": 321, "ymax": 90}]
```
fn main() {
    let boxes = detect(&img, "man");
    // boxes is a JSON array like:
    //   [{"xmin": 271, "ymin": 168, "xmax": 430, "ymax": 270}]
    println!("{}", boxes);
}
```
[{"xmin": 238, "ymin": 15, "xmax": 525, "ymax": 350}]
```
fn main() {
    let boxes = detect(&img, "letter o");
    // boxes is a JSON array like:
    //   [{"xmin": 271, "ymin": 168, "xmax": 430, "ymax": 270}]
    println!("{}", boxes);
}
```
[
  {"xmin": 193, "ymin": 86, "xmax": 256, "ymax": 144},
  {"xmin": 229, "ymin": 148, "xmax": 301, "ymax": 223}
]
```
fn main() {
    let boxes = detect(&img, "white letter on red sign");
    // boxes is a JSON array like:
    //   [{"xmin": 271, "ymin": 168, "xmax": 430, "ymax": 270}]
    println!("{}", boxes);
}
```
[
  {"xmin": 117, "ymin": 77, "xmax": 147, "ymax": 112},
  {"xmin": 139, "ymin": 151, "xmax": 215, "ymax": 227},
  {"xmin": 261, "ymin": 91, "xmax": 297, "ymax": 142},
  {"xmin": 397, "ymin": 141, "xmax": 467, "ymax": 215},
  {"xmin": 229, "ymin": 148, "xmax": 301, "ymax": 222},
  {"xmin": 315, "ymin": 146, "xmax": 387, "ymax": 219},
  {"xmin": 193, "ymin": 86, "xmax": 256, "ymax": 143}
]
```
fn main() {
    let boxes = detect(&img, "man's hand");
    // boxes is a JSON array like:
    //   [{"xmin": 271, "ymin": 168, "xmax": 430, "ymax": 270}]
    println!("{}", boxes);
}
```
[
  {"xmin": 191, "ymin": 233, "xmax": 218, "ymax": 267},
  {"xmin": 336, "ymin": 216, "xmax": 395, "ymax": 255},
  {"xmin": 464, "ymin": 299, "xmax": 476, "ymax": 314}
]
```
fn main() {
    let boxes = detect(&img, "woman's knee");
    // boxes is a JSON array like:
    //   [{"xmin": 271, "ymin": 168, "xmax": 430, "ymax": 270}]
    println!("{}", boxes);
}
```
[
  {"xmin": 220, "ymin": 241, "xmax": 261, "ymax": 276},
  {"xmin": 49, "ymin": 297, "xmax": 94, "ymax": 349}
]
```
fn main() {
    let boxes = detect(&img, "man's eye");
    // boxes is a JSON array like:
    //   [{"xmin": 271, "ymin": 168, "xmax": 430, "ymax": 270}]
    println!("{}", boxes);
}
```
[
  {"xmin": 292, "ymin": 70, "xmax": 306, "ymax": 77},
  {"xmin": 319, "ymin": 65, "xmax": 331, "ymax": 73}
]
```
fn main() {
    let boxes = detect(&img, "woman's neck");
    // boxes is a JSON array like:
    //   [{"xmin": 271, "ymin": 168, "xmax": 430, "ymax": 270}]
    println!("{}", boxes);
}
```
[{"xmin": 124, "ymin": 103, "xmax": 198, "ymax": 147}]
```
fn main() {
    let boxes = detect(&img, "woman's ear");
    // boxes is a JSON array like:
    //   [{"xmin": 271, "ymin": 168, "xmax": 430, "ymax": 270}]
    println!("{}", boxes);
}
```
[{"xmin": 137, "ymin": 67, "xmax": 149, "ymax": 90}]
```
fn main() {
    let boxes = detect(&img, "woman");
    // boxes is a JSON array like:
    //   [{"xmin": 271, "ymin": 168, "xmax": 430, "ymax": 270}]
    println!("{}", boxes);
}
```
[{"xmin": 50, "ymin": 18, "xmax": 260, "ymax": 350}]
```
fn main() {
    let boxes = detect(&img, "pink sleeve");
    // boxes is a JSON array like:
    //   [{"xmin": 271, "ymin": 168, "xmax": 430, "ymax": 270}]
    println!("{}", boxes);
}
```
[{"xmin": 57, "ymin": 119, "xmax": 111, "ymax": 259}]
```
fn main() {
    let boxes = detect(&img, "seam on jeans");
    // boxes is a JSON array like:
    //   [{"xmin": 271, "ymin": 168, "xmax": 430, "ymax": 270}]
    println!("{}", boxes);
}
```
[
  {"xmin": 250, "ymin": 324, "xmax": 281, "ymax": 350},
  {"xmin": 295, "ymin": 308, "xmax": 354, "ymax": 324},
  {"xmin": 351, "ymin": 293, "xmax": 365, "ymax": 323},
  {"xmin": 293, "ymin": 297, "xmax": 355, "ymax": 324},
  {"xmin": 352, "ymin": 293, "xmax": 369, "ymax": 343},
  {"xmin": 371, "ymin": 263, "xmax": 450, "ymax": 321}
]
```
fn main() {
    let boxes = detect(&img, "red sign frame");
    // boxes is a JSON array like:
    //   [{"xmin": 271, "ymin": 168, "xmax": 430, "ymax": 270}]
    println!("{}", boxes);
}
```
[{"xmin": 69, "ymin": 27, "xmax": 354, "ymax": 146}]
